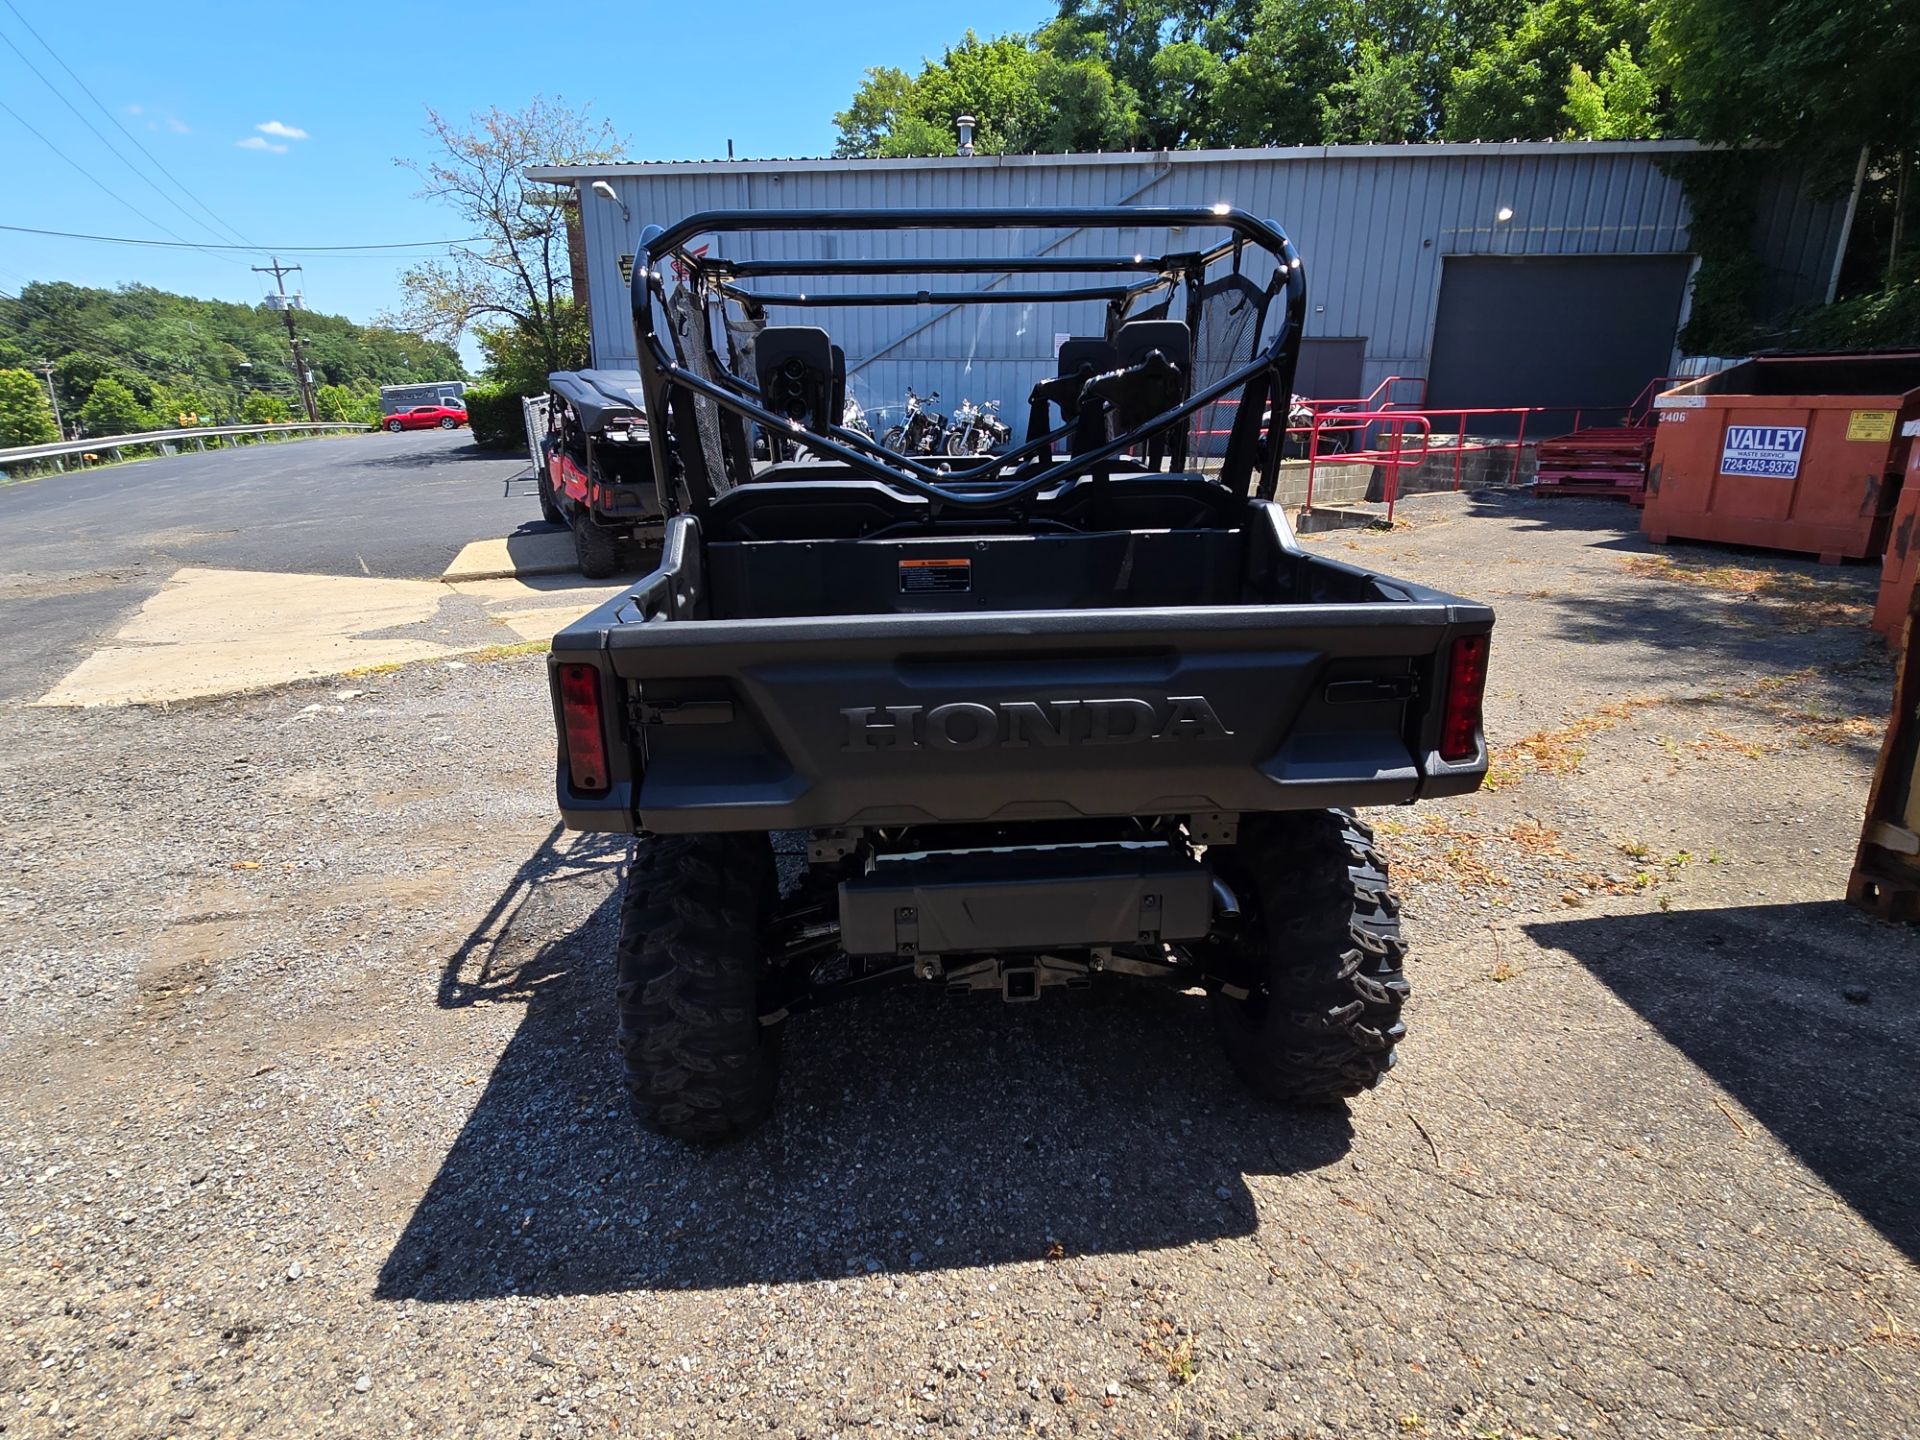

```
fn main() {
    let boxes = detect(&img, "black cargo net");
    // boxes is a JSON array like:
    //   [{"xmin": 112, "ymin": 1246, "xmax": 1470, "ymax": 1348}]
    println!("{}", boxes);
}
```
[
  {"xmin": 666, "ymin": 285, "xmax": 733, "ymax": 497},
  {"xmin": 1190, "ymin": 274, "xmax": 1269, "ymax": 459}
]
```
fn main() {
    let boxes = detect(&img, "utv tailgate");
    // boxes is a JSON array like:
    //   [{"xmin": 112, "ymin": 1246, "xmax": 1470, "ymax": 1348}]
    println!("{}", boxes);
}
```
[{"xmin": 556, "ymin": 598, "xmax": 1491, "ymax": 834}]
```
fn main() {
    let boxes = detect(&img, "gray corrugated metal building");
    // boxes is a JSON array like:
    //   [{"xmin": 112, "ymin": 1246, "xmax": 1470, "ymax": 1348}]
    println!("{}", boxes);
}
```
[{"xmin": 531, "ymin": 142, "xmax": 1852, "ymax": 425}]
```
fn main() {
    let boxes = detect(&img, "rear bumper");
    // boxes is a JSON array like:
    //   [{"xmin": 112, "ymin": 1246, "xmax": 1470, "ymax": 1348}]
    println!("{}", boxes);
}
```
[{"xmin": 838, "ymin": 845, "xmax": 1213, "ymax": 959}]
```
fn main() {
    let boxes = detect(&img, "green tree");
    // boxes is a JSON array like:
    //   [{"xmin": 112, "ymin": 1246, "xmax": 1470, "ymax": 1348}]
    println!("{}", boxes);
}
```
[
  {"xmin": 473, "ymin": 298, "xmax": 591, "ymax": 396},
  {"xmin": 1562, "ymin": 42, "xmax": 1655, "ymax": 138},
  {"xmin": 0, "ymin": 368, "xmax": 59, "ymax": 446},
  {"xmin": 1654, "ymin": 0, "xmax": 1919, "ymax": 282},
  {"xmin": 1444, "ymin": 0, "xmax": 1655, "ymax": 141},
  {"xmin": 314, "ymin": 384, "xmax": 361, "ymax": 423},
  {"xmin": 241, "ymin": 393, "xmax": 292, "ymax": 425},
  {"xmin": 1318, "ymin": 39, "xmax": 1428, "ymax": 142},
  {"xmin": 834, "ymin": 67, "xmax": 920, "ymax": 157},
  {"xmin": 833, "ymin": 26, "xmax": 1144, "ymax": 157},
  {"xmin": 0, "ymin": 279, "xmax": 461, "ymax": 427},
  {"xmin": 78, "ymin": 377, "xmax": 152, "ymax": 437},
  {"xmin": 394, "ymin": 96, "xmax": 624, "ymax": 377}
]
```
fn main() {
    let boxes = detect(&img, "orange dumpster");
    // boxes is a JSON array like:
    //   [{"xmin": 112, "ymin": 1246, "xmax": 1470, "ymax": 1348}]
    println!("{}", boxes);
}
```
[
  {"xmin": 1874, "ymin": 422, "xmax": 1920, "ymax": 644},
  {"xmin": 1644, "ymin": 352, "xmax": 1920, "ymax": 564}
]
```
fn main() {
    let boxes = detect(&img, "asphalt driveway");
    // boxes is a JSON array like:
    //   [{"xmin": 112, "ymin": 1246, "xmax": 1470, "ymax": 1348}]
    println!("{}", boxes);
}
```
[
  {"xmin": 0, "ymin": 430, "xmax": 543, "ymax": 702},
  {"xmin": 1, "ymin": 489, "xmax": 1912, "ymax": 1438}
]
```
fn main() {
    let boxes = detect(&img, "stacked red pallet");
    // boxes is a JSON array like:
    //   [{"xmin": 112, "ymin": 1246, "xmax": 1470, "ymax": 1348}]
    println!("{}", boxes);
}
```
[{"xmin": 1531, "ymin": 427, "xmax": 1656, "ymax": 504}]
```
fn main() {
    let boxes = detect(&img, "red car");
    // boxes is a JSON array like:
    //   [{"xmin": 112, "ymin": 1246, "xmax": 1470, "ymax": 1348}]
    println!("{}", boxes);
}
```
[{"xmin": 382, "ymin": 404, "xmax": 468, "ymax": 432}]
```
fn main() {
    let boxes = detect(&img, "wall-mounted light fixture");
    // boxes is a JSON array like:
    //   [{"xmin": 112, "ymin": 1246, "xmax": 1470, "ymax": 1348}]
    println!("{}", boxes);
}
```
[{"xmin": 590, "ymin": 180, "xmax": 631, "ymax": 224}]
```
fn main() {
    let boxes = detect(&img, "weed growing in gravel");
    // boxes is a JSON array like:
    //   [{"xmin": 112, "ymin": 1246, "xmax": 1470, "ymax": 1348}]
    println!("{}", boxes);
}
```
[{"xmin": 1141, "ymin": 1322, "xmax": 1197, "ymax": 1386}]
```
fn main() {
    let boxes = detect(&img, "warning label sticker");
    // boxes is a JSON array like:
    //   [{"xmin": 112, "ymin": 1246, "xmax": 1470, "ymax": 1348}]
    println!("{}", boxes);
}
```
[
  {"xmin": 1719, "ymin": 424, "xmax": 1805, "ymax": 479},
  {"xmin": 1847, "ymin": 409, "xmax": 1895, "ymax": 443},
  {"xmin": 899, "ymin": 557, "xmax": 972, "ymax": 594}
]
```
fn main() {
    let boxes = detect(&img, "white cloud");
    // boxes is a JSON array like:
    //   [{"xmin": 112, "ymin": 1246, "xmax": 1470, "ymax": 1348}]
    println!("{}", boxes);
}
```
[
  {"xmin": 166, "ymin": 115, "xmax": 190, "ymax": 134},
  {"xmin": 255, "ymin": 120, "xmax": 308, "ymax": 140},
  {"xmin": 126, "ymin": 103, "xmax": 143, "ymax": 116},
  {"xmin": 237, "ymin": 135, "xmax": 288, "ymax": 153}
]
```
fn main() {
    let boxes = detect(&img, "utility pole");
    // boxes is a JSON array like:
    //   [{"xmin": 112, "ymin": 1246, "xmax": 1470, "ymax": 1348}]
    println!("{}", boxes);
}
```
[
  {"xmin": 252, "ymin": 256, "xmax": 317, "ymax": 422},
  {"xmin": 37, "ymin": 361, "xmax": 64, "ymax": 439}
]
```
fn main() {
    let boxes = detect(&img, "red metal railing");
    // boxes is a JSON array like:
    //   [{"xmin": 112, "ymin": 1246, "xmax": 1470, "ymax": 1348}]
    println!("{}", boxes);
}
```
[
  {"xmin": 1196, "ymin": 379, "xmax": 1677, "ymax": 522},
  {"xmin": 1301, "ymin": 410, "xmax": 1432, "ymax": 523}
]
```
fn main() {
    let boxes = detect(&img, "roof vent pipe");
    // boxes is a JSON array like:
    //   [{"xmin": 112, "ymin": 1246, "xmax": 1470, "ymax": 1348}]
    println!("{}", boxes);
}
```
[{"xmin": 957, "ymin": 115, "xmax": 976, "ymax": 158}]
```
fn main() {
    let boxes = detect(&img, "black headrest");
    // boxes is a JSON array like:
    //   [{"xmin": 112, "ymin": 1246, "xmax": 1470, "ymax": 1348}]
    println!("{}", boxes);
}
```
[
  {"xmin": 1057, "ymin": 338, "xmax": 1118, "ymax": 381},
  {"xmin": 755, "ymin": 326, "xmax": 835, "ymax": 431},
  {"xmin": 1114, "ymin": 320, "xmax": 1191, "ymax": 377}
]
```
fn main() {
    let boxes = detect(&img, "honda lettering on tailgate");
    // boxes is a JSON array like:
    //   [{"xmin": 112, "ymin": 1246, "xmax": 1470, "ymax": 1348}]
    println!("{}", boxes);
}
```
[{"xmin": 1719, "ymin": 424, "xmax": 1806, "ymax": 479}]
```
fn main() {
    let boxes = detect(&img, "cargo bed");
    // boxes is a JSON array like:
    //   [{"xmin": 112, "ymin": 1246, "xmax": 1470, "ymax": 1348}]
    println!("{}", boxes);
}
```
[{"xmin": 551, "ymin": 475, "xmax": 1492, "ymax": 834}]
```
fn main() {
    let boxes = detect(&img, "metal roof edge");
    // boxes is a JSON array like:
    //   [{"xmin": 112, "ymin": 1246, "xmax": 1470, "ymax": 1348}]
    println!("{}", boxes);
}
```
[{"xmin": 528, "ymin": 138, "xmax": 1710, "ymax": 181}]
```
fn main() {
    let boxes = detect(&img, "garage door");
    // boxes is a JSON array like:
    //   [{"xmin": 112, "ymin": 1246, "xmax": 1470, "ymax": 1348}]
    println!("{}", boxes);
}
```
[{"xmin": 1427, "ymin": 255, "xmax": 1691, "ymax": 421}]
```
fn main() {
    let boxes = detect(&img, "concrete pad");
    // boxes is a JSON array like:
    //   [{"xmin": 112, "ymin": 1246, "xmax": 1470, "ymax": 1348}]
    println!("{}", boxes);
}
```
[
  {"xmin": 445, "ymin": 576, "xmax": 635, "ymax": 610},
  {"xmin": 487, "ymin": 594, "xmax": 632, "ymax": 644},
  {"xmin": 440, "ymin": 530, "xmax": 577, "ymax": 582},
  {"xmin": 38, "ymin": 567, "xmax": 474, "ymax": 707}
]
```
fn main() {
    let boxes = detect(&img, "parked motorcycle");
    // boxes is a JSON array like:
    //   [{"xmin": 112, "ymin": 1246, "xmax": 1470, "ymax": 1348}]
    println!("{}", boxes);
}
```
[
  {"xmin": 880, "ymin": 387, "xmax": 946, "ymax": 455},
  {"xmin": 943, "ymin": 398, "xmax": 1010, "ymax": 457},
  {"xmin": 841, "ymin": 394, "xmax": 876, "ymax": 443}
]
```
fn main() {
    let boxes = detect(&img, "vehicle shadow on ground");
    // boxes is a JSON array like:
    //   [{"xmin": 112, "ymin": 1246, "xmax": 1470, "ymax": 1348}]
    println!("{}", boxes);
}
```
[
  {"xmin": 357, "ymin": 444, "xmax": 528, "ymax": 472},
  {"xmin": 1526, "ymin": 900, "xmax": 1920, "ymax": 1265},
  {"xmin": 378, "ymin": 827, "xmax": 1353, "ymax": 1302},
  {"xmin": 1460, "ymin": 488, "xmax": 1890, "ymax": 725}
]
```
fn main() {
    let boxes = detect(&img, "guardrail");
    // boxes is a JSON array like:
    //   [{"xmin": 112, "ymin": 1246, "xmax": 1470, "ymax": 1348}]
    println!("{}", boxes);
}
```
[{"xmin": 0, "ymin": 420, "xmax": 372, "ymax": 472}]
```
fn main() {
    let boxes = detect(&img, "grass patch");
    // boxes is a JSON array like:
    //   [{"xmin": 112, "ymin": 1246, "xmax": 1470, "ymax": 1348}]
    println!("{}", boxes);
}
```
[
  {"xmin": 471, "ymin": 639, "xmax": 552, "ymax": 663},
  {"xmin": 338, "ymin": 637, "xmax": 549, "ymax": 682}
]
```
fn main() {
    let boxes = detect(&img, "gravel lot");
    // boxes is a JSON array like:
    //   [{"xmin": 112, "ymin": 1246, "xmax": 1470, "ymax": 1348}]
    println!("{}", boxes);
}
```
[{"xmin": 2, "ymin": 489, "xmax": 1915, "ymax": 1439}]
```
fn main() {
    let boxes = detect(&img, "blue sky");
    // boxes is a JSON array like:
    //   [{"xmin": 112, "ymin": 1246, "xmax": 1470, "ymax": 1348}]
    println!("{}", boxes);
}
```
[{"xmin": 0, "ymin": 0, "xmax": 1044, "ymax": 351}]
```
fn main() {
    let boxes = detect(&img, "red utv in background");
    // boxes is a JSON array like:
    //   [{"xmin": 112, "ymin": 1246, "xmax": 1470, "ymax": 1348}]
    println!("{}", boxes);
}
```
[{"xmin": 382, "ymin": 404, "xmax": 468, "ymax": 432}]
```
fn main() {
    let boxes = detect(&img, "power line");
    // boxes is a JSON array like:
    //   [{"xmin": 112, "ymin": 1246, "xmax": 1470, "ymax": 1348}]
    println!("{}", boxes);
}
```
[
  {"xmin": 0, "ymin": 27, "xmax": 245, "ymax": 252},
  {"xmin": 0, "ymin": 222, "xmax": 483, "ymax": 253},
  {"xmin": 0, "ymin": 0, "xmax": 257, "ymax": 250},
  {"xmin": 0, "ymin": 96, "xmax": 243, "ymax": 266}
]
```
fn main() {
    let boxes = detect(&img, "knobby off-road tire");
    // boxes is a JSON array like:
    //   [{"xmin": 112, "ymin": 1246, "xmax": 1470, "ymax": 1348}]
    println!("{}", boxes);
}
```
[
  {"xmin": 536, "ymin": 465, "xmax": 565, "ymax": 525},
  {"xmin": 1209, "ymin": 809, "xmax": 1409, "ymax": 1104},
  {"xmin": 572, "ymin": 513, "xmax": 618, "ymax": 579},
  {"xmin": 616, "ymin": 832, "xmax": 781, "ymax": 1142}
]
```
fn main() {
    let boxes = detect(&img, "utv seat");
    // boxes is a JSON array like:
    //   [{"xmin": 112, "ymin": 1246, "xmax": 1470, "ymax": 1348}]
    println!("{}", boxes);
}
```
[{"xmin": 1026, "ymin": 337, "xmax": 1118, "ymax": 452}]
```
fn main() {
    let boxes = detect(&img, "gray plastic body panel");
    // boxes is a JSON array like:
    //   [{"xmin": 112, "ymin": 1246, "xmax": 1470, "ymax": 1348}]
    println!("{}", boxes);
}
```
[
  {"xmin": 550, "ymin": 498, "xmax": 1493, "ymax": 835},
  {"xmin": 838, "ymin": 846, "xmax": 1213, "ymax": 958}
]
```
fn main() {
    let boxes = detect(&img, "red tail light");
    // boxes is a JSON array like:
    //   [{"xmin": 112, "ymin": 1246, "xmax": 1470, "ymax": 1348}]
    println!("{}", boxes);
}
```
[
  {"xmin": 1439, "ymin": 634, "xmax": 1490, "ymax": 762},
  {"xmin": 557, "ymin": 663, "xmax": 610, "ymax": 793}
]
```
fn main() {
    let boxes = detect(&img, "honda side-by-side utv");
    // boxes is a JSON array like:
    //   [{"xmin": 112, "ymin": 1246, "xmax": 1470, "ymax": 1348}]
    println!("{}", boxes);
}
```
[
  {"xmin": 546, "ymin": 206, "xmax": 1495, "ymax": 1141},
  {"xmin": 537, "ymin": 369, "xmax": 665, "ymax": 578}
]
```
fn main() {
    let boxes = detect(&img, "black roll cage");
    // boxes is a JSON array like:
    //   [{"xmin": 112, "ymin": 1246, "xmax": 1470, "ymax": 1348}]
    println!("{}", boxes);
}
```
[{"xmin": 626, "ymin": 206, "xmax": 1308, "ymax": 515}]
